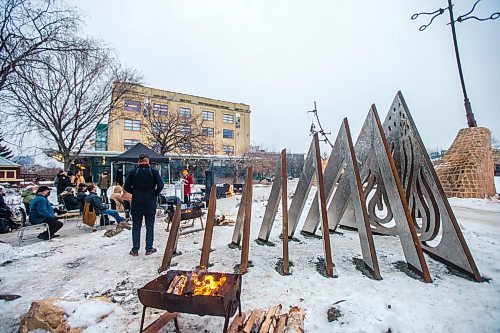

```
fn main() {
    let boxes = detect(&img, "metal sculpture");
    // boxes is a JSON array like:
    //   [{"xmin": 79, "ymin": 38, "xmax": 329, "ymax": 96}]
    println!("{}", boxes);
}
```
[
  {"xmin": 301, "ymin": 105, "xmax": 432, "ymax": 282},
  {"xmin": 369, "ymin": 92, "xmax": 481, "ymax": 281},
  {"xmin": 256, "ymin": 157, "xmax": 282, "ymax": 242}
]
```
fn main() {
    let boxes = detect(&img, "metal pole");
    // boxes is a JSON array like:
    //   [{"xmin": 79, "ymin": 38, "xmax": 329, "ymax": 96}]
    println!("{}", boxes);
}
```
[{"xmin": 447, "ymin": 0, "xmax": 477, "ymax": 127}]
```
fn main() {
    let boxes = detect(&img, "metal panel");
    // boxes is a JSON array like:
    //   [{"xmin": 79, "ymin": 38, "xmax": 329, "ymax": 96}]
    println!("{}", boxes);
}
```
[
  {"xmin": 287, "ymin": 139, "xmax": 316, "ymax": 237},
  {"xmin": 231, "ymin": 185, "xmax": 247, "ymax": 245},
  {"xmin": 257, "ymin": 157, "xmax": 282, "ymax": 242}
]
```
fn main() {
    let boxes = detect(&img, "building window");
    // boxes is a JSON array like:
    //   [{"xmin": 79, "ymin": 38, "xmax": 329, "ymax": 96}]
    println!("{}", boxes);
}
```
[
  {"xmin": 124, "ymin": 119, "xmax": 141, "ymax": 131},
  {"xmin": 124, "ymin": 139, "xmax": 140, "ymax": 150},
  {"xmin": 236, "ymin": 113, "xmax": 241, "ymax": 129},
  {"xmin": 223, "ymin": 145, "xmax": 234, "ymax": 155},
  {"xmin": 179, "ymin": 107, "xmax": 191, "ymax": 118},
  {"xmin": 152, "ymin": 122, "xmax": 168, "ymax": 134},
  {"xmin": 153, "ymin": 103, "xmax": 168, "ymax": 115},
  {"xmin": 125, "ymin": 99, "xmax": 141, "ymax": 112},
  {"xmin": 6, "ymin": 171, "xmax": 14, "ymax": 178},
  {"xmin": 223, "ymin": 129, "xmax": 234, "ymax": 139},
  {"xmin": 202, "ymin": 111, "xmax": 214, "ymax": 121},
  {"xmin": 179, "ymin": 125, "xmax": 191, "ymax": 135},
  {"xmin": 0, "ymin": 171, "xmax": 4, "ymax": 178},
  {"xmin": 202, "ymin": 127, "xmax": 214, "ymax": 137},
  {"xmin": 201, "ymin": 144, "xmax": 214, "ymax": 154},
  {"xmin": 222, "ymin": 113, "xmax": 234, "ymax": 123},
  {"xmin": 179, "ymin": 142, "xmax": 191, "ymax": 152}
]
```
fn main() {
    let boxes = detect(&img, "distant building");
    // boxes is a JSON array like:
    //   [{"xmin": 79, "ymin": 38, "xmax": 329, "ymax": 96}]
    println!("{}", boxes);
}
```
[
  {"xmin": 106, "ymin": 84, "xmax": 251, "ymax": 156},
  {"xmin": 0, "ymin": 156, "xmax": 23, "ymax": 184}
]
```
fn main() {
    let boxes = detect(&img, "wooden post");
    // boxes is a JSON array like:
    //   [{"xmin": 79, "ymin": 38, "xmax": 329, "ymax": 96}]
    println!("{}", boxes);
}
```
[
  {"xmin": 314, "ymin": 133, "xmax": 334, "ymax": 277},
  {"xmin": 240, "ymin": 166, "xmax": 253, "ymax": 274},
  {"xmin": 281, "ymin": 149, "xmax": 290, "ymax": 275},
  {"xmin": 160, "ymin": 204, "xmax": 181, "ymax": 272},
  {"xmin": 200, "ymin": 186, "xmax": 217, "ymax": 269}
]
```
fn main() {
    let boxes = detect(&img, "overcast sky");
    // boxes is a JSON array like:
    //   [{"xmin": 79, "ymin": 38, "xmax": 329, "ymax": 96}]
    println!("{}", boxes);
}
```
[{"xmin": 69, "ymin": 0, "xmax": 499, "ymax": 154}]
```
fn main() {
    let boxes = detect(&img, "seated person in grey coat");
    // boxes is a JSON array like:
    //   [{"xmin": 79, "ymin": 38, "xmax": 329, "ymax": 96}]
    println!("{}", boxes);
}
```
[{"xmin": 85, "ymin": 185, "xmax": 125, "ymax": 223}]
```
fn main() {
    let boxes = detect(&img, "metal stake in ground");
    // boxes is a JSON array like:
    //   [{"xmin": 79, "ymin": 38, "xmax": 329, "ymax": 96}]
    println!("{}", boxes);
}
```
[
  {"xmin": 240, "ymin": 166, "xmax": 253, "ymax": 274},
  {"xmin": 281, "ymin": 149, "xmax": 290, "ymax": 275},
  {"xmin": 160, "ymin": 204, "xmax": 181, "ymax": 272},
  {"xmin": 313, "ymin": 133, "xmax": 334, "ymax": 277},
  {"xmin": 200, "ymin": 186, "xmax": 217, "ymax": 269}
]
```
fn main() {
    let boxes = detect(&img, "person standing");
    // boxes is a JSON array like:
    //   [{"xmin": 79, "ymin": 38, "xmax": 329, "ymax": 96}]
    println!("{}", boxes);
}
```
[
  {"xmin": 97, "ymin": 171, "xmax": 111, "ymax": 203},
  {"xmin": 56, "ymin": 172, "xmax": 71, "ymax": 204},
  {"xmin": 29, "ymin": 186, "xmax": 63, "ymax": 240},
  {"xmin": 182, "ymin": 170, "xmax": 193, "ymax": 204},
  {"xmin": 124, "ymin": 154, "xmax": 164, "ymax": 256},
  {"xmin": 75, "ymin": 170, "xmax": 85, "ymax": 188}
]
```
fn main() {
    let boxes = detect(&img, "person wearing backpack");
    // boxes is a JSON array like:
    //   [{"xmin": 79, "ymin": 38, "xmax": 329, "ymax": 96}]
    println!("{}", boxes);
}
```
[{"xmin": 124, "ymin": 154, "xmax": 164, "ymax": 256}]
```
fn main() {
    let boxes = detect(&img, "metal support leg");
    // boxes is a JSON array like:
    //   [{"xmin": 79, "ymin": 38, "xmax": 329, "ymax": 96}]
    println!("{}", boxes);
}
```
[
  {"xmin": 139, "ymin": 306, "xmax": 147, "ymax": 332},
  {"xmin": 174, "ymin": 316, "xmax": 180, "ymax": 333}
]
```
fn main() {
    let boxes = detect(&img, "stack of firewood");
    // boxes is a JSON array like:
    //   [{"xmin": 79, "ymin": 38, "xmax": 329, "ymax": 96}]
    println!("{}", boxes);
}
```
[{"xmin": 228, "ymin": 304, "xmax": 305, "ymax": 333}]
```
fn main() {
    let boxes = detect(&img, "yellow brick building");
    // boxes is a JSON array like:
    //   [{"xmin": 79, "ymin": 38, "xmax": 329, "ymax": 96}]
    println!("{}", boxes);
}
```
[{"xmin": 107, "ymin": 84, "xmax": 251, "ymax": 156}]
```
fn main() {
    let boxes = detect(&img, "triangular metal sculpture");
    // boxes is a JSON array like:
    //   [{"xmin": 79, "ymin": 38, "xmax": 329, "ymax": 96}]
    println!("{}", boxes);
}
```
[
  {"xmin": 339, "ymin": 92, "xmax": 481, "ymax": 281},
  {"xmin": 300, "ymin": 106, "xmax": 432, "ymax": 282}
]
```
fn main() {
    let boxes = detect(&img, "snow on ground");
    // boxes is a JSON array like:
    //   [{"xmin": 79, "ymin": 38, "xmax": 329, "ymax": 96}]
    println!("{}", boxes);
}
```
[{"xmin": 1, "ymin": 180, "xmax": 500, "ymax": 332}]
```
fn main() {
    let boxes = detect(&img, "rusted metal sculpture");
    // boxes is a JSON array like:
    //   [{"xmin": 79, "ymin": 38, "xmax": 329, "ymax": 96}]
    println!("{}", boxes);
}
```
[
  {"xmin": 240, "ymin": 166, "xmax": 253, "ymax": 274},
  {"xmin": 160, "ymin": 204, "xmax": 182, "ymax": 272},
  {"xmin": 300, "ymin": 105, "xmax": 431, "ymax": 282},
  {"xmin": 281, "ymin": 149, "xmax": 290, "ymax": 275},
  {"xmin": 351, "ymin": 92, "xmax": 480, "ymax": 281},
  {"xmin": 200, "ymin": 186, "xmax": 217, "ymax": 269}
]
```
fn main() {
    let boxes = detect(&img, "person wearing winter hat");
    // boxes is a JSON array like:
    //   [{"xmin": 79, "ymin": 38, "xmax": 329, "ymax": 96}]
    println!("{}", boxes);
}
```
[{"xmin": 29, "ymin": 186, "xmax": 63, "ymax": 240}]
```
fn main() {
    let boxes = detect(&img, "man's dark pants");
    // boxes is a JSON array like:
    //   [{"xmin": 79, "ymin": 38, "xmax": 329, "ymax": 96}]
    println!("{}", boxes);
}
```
[
  {"xmin": 38, "ymin": 217, "xmax": 63, "ymax": 238},
  {"xmin": 131, "ymin": 212, "xmax": 155, "ymax": 251}
]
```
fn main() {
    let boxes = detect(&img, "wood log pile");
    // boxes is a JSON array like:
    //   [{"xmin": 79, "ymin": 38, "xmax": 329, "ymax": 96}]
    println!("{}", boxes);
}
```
[
  {"xmin": 228, "ymin": 304, "xmax": 305, "ymax": 333},
  {"xmin": 166, "ymin": 275, "xmax": 187, "ymax": 295}
]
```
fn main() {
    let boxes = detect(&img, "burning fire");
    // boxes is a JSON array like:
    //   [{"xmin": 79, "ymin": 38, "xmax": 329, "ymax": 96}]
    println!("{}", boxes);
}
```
[{"xmin": 192, "ymin": 273, "xmax": 227, "ymax": 296}]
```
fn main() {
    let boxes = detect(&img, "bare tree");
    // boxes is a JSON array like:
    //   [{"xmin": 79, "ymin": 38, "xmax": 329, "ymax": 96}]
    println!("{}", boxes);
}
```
[
  {"xmin": 0, "ymin": 0, "xmax": 82, "ymax": 94},
  {"xmin": 142, "ymin": 104, "xmax": 207, "ymax": 155},
  {"xmin": 5, "ymin": 42, "xmax": 142, "ymax": 168}
]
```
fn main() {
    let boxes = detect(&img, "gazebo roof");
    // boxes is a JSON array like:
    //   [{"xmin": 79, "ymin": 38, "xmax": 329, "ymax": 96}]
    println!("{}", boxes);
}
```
[
  {"xmin": 0, "ymin": 156, "xmax": 20, "ymax": 167},
  {"xmin": 110, "ymin": 143, "xmax": 169, "ymax": 163}
]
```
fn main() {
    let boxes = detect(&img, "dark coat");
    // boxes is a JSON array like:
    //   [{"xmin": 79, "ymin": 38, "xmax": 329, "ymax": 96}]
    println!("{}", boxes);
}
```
[
  {"xmin": 85, "ymin": 192, "xmax": 107, "ymax": 214},
  {"xmin": 29, "ymin": 194, "xmax": 55, "ymax": 225},
  {"xmin": 124, "ymin": 164, "xmax": 164, "ymax": 215},
  {"xmin": 76, "ymin": 191, "xmax": 87, "ymax": 211},
  {"xmin": 56, "ymin": 175, "xmax": 71, "ymax": 194},
  {"xmin": 61, "ymin": 192, "xmax": 80, "ymax": 211}
]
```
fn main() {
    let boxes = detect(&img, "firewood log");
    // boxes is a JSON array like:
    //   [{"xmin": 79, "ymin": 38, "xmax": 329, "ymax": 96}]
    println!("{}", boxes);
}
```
[
  {"xmin": 259, "ymin": 304, "xmax": 282, "ymax": 333},
  {"xmin": 242, "ymin": 309, "xmax": 265, "ymax": 333},
  {"xmin": 167, "ymin": 275, "xmax": 182, "ymax": 293},
  {"xmin": 228, "ymin": 313, "xmax": 246, "ymax": 333},
  {"xmin": 274, "ymin": 314, "xmax": 287, "ymax": 333},
  {"xmin": 284, "ymin": 306, "xmax": 305, "ymax": 333}
]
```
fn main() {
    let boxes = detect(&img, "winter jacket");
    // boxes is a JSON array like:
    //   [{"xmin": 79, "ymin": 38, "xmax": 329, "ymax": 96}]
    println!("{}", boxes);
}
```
[
  {"xmin": 85, "ymin": 192, "xmax": 108, "ymax": 214},
  {"xmin": 76, "ymin": 191, "xmax": 87, "ymax": 211},
  {"xmin": 29, "ymin": 194, "xmax": 55, "ymax": 225},
  {"xmin": 56, "ymin": 175, "xmax": 71, "ymax": 194},
  {"xmin": 21, "ymin": 191, "xmax": 36, "ymax": 205},
  {"xmin": 61, "ymin": 191, "xmax": 80, "ymax": 211},
  {"xmin": 110, "ymin": 185, "xmax": 124, "ymax": 212},
  {"xmin": 124, "ymin": 164, "xmax": 164, "ymax": 215},
  {"xmin": 97, "ymin": 175, "xmax": 111, "ymax": 189}
]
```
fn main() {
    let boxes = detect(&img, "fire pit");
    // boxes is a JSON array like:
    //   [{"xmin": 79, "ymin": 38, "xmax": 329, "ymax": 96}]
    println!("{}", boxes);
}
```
[{"xmin": 138, "ymin": 269, "xmax": 242, "ymax": 333}]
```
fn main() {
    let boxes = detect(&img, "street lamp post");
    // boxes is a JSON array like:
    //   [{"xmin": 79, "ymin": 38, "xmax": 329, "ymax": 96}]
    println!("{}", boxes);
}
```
[{"xmin": 411, "ymin": 0, "xmax": 499, "ymax": 128}]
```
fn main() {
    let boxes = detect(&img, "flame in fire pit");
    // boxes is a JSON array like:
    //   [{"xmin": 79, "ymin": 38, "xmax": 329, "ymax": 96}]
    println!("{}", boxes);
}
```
[{"xmin": 192, "ymin": 273, "xmax": 227, "ymax": 296}]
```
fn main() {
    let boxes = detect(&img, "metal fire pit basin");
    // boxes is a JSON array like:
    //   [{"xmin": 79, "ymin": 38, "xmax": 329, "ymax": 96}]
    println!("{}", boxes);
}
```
[{"xmin": 138, "ymin": 270, "xmax": 241, "ymax": 318}]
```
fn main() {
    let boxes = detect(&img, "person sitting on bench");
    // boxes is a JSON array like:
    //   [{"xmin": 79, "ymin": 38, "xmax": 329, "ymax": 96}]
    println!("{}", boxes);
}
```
[
  {"xmin": 61, "ymin": 187, "xmax": 80, "ymax": 211},
  {"xmin": 85, "ymin": 185, "xmax": 126, "ymax": 223},
  {"xmin": 29, "ymin": 186, "xmax": 63, "ymax": 240}
]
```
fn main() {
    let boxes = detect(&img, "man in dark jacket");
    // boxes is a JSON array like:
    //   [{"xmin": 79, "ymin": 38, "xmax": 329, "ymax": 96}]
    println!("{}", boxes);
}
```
[
  {"xmin": 124, "ymin": 154, "xmax": 164, "ymax": 256},
  {"xmin": 85, "ymin": 185, "xmax": 125, "ymax": 223},
  {"xmin": 29, "ymin": 186, "xmax": 63, "ymax": 240},
  {"xmin": 56, "ymin": 172, "xmax": 71, "ymax": 204}
]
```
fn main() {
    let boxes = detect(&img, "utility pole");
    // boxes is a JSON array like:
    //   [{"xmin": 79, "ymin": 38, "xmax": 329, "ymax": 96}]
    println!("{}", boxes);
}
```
[{"xmin": 411, "ymin": 0, "xmax": 499, "ymax": 127}]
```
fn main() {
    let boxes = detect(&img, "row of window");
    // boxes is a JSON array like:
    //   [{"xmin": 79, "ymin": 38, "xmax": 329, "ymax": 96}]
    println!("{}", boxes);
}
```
[
  {"xmin": 124, "ymin": 119, "xmax": 235, "ymax": 139},
  {"xmin": 124, "ymin": 139, "xmax": 234, "ymax": 154},
  {"xmin": 124, "ymin": 100, "xmax": 239, "ymax": 127}
]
